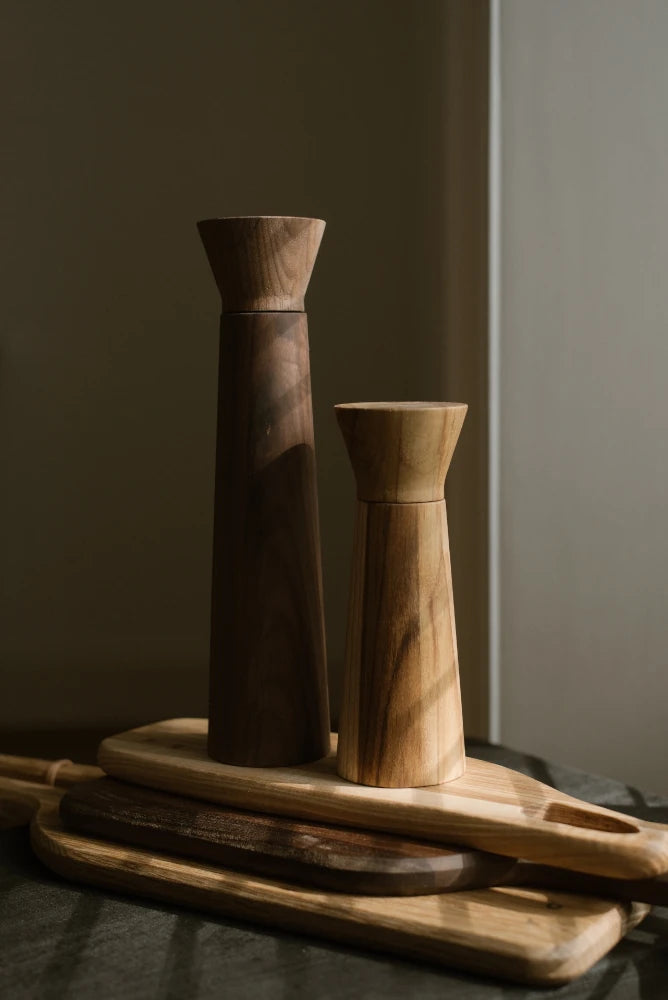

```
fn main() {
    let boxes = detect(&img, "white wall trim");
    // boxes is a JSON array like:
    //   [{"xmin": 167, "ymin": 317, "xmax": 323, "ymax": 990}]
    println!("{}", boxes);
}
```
[{"xmin": 488, "ymin": 0, "xmax": 502, "ymax": 744}]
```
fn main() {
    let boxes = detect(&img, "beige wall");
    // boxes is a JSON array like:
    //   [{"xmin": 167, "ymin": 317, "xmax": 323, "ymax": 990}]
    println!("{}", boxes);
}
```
[
  {"xmin": 3, "ymin": 2, "xmax": 487, "ymax": 733},
  {"xmin": 500, "ymin": 0, "xmax": 668, "ymax": 792}
]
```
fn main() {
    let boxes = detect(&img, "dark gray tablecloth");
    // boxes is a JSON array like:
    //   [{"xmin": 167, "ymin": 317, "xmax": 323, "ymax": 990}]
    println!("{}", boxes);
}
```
[{"xmin": 1, "ymin": 741, "xmax": 667, "ymax": 999}]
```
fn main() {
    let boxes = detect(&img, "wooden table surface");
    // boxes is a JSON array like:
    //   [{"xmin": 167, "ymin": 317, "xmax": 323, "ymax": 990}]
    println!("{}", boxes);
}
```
[{"xmin": 1, "ymin": 732, "xmax": 667, "ymax": 999}]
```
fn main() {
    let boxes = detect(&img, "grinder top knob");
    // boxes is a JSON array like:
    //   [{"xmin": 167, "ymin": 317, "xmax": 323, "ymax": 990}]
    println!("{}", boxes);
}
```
[
  {"xmin": 335, "ymin": 401, "xmax": 467, "ymax": 503},
  {"xmin": 197, "ymin": 215, "xmax": 325, "ymax": 313}
]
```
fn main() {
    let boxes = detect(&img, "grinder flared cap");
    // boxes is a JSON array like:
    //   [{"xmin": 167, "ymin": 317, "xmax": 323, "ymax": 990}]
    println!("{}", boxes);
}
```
[
  {"xmin": 335, "ymin": 401, "xmax": 467, "ymax": 503},
  {"xmin": 197, "ymin": 216, "xmax": 325, "ymax": 312}
]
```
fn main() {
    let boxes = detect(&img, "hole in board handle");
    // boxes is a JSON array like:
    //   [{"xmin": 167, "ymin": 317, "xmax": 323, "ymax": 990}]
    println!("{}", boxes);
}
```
[{"xmin": 543, "ymin": 802, "xmax": 639, "ymax": 834}]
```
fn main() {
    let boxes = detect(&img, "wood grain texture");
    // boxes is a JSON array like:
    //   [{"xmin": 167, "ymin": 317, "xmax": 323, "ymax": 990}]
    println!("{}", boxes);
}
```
[
  {"xmin": 59, "ymin": 777, "xmax": 511, "ymax": 896},
  {"xmin": 98, "ymin": 720, "xmax": 668, "ymax": 880},
  {"xmin": 335, "ymin": 402, "xmax": 466, "ymax": 787},
  {"xmin": 58, "ymin": 775, "xmax": 668, "ymax": 906},
  {"xmin": 6, "ymin": 781, "xmax": 642, "ymax": 987},
  {"xmin": 335, "ymin": 402, "xmax": 467, "ymax": 503},
  {"xmin": 5, "ymin": 768, "xmax": 668, "ymax": 906},
  {"xmin": 197, "ymin": 216, "xmax": 325, "ymax": 312},
  {"xmin": 337, "ymin": 500, "xmax": 464, "ymax": 787},
  {"xmin": 206, "ymin": 311, "xmax": 329, "ymax": 767}
]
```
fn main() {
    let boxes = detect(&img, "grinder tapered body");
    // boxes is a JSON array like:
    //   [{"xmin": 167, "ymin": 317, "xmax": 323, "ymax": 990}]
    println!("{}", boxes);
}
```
[{"xmin": 198, "ymin": 217, "xmax": 329, "ymax": 766}]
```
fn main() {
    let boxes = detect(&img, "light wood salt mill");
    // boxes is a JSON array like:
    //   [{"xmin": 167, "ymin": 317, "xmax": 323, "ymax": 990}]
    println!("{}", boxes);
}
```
[{"xmin": 335, "ymin": 402, "xmax": 468, "ymax": 788}]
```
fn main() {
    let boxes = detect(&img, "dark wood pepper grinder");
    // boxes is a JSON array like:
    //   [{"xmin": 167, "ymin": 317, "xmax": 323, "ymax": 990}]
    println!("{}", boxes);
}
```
[
  {"xmin": 197, "ymin": 216, "xmax": 330, "ymax": 766},
  {"xmin": 335, "ymin": 402, "xmax": 468, "ymax": 788}
]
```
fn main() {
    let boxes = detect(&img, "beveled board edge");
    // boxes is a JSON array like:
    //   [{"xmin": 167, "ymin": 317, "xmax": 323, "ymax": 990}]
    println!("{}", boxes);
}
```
[
  {"xmin": 29, "ymin": 798, "xmax": 647, "ymax": 987},
  {"xmin": 97, "ymin": 721, "xmax": 668, "ymax": 880}
]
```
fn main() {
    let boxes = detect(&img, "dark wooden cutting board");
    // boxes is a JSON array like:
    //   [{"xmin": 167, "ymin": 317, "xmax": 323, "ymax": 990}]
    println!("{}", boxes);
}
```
[
  {"xmin": 60, "ymin": 777, "xmax": 514, "ymax": 895},
  {"xmin": 60, "ymin": 776, "xmax": 668, "ymax": 904}
]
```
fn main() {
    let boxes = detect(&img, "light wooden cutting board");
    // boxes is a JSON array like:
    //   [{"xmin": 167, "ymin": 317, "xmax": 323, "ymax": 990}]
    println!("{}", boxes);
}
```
[
  {"xmin": 0, "ymin": 776, "xmax": 647, "ymax": 987},
  {"xmin": 99, "ymin": 719, "xmax": 668, "ymax": 880}
]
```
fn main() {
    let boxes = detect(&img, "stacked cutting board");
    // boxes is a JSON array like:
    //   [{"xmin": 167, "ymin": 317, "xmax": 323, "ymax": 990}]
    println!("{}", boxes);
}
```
[
  {"xmin": 1, "ymin": 730, "xmax": 667, "ymax": 987},
  {"xmin": 4, "ymin": 217, "xmax": 666, "ymax": 987}
]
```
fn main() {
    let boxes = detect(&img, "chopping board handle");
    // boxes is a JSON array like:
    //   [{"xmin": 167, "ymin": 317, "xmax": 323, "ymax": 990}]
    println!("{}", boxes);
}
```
[{"xmin": 0, "ymin": 754, "xmax": 102, "ymax": 787}]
